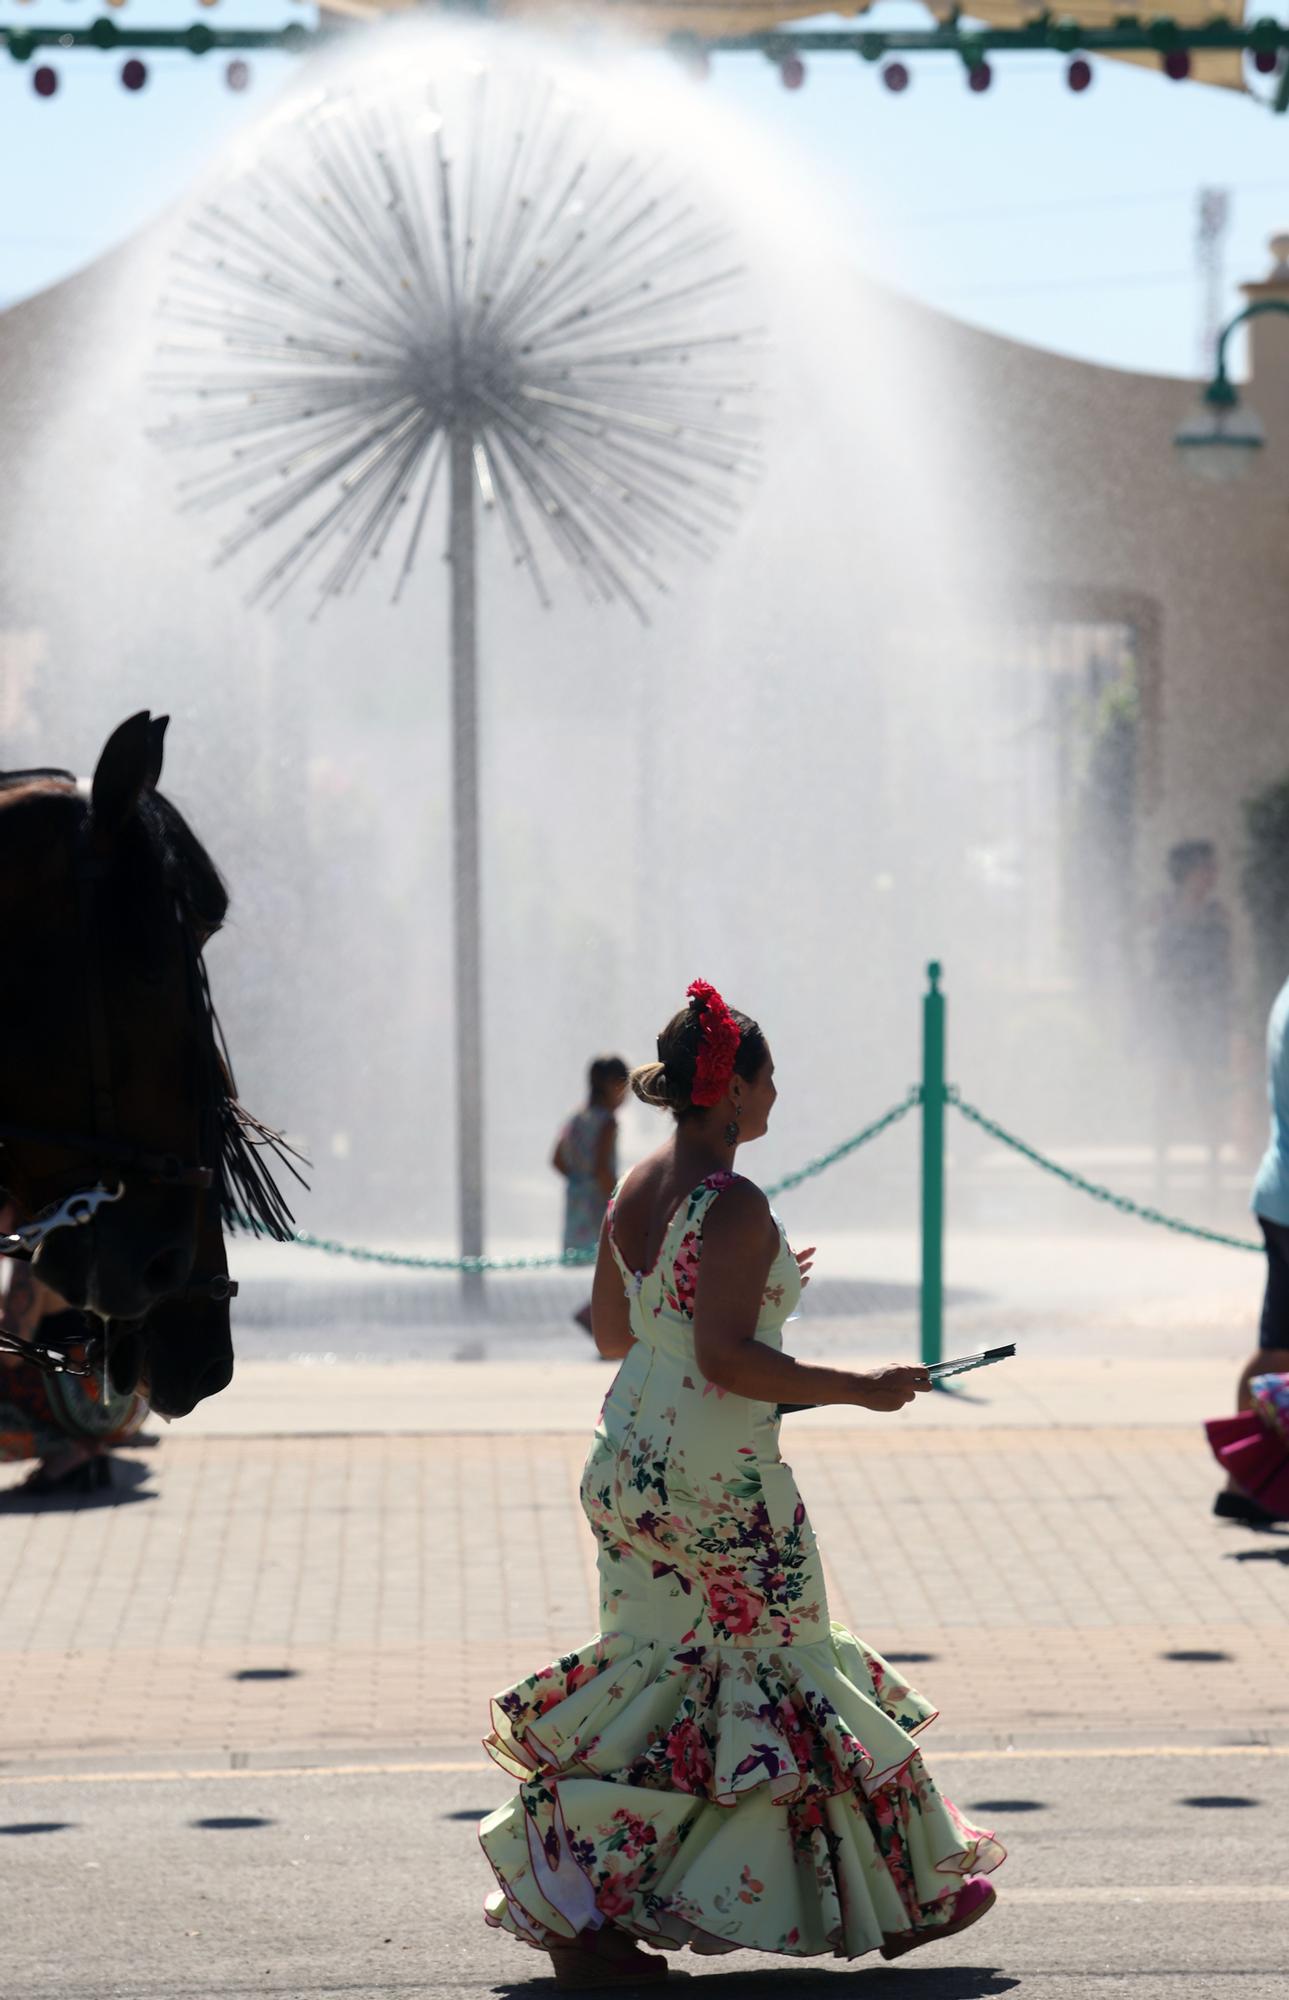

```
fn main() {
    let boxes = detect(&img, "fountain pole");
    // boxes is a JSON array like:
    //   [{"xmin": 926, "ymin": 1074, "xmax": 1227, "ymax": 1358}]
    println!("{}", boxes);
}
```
[
  {"xmin": 449, "ymin": 425, "xmax": 485, "ymax": 1301},
  {"xmin": 156, "ymin": 55, "xmax": 760, "ymax": 1297}
]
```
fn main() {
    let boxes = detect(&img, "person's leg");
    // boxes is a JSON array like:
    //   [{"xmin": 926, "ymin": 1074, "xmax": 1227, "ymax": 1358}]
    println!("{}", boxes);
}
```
[
  {"xmin": 1238, "ymin": 1218, "xmax": 1289, "ymax": 1411},
  {"xmin": 1212, "ymin": 1220, "xmax": 1289, "ymax": 1518},
  {"xmin": 1216, "ymin": 1218, "xmax": 1289, "ymax": 1517},
  {"xmin": 17, "ymin": 1310, "xmax": 133, "ymax": 1490},
  {"xmin": 18, "ymin": 1439, "xmax": 101, "ymax": 1492},
  {"xmin": 546, "ymin": 1928, "xmax": 669, "ymax": 1986}
]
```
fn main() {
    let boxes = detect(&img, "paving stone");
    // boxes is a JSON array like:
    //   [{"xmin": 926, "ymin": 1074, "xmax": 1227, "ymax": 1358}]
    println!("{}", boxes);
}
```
[{"xmin": 0, "ymin": 1423, "xmax": 1284, "ymax": 1769}]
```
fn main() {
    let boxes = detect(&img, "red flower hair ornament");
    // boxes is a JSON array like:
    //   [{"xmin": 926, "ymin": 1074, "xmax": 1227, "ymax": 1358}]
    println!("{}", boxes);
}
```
[{"xmin": 686, "ymin": 978, "xmax": 742, "ymax": 1107}]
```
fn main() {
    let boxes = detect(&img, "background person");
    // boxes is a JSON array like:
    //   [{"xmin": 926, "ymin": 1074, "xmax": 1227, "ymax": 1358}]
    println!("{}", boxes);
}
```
[
  {"xmin": 1213, "ymin": 972, "xmax": 1289, "ymax": 1524},
  {"xmin": 482, "ymin": 981, "xmax": 1002, "ymax": 1984},
  {"xmin": 552, "ymin": 1054, "xmax": 629, "ymax": 1334},
  {"xmin": 1150, "ymin": 839, "xmax": 1232, "ymax": 1193}
]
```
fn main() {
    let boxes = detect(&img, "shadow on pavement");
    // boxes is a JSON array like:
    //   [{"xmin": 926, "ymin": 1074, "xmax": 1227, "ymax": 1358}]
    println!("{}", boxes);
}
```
[
  {"xmin": 190, "ymin": 1815, "xmax": 277, "ymax": 1831},
  {"xmin": 0, "ymin": 1456, "xmax": 155, "ymax": 1513},
  {"xmin": 495, "ymin": 1965, "xmax": 1018, "ymax": 1997}
]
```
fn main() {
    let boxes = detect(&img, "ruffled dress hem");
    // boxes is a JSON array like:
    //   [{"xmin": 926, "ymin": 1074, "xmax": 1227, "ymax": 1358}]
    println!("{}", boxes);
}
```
[{"xmin": 478, "ymin": 1620, "xmax": 1004, "ymax": 1962}]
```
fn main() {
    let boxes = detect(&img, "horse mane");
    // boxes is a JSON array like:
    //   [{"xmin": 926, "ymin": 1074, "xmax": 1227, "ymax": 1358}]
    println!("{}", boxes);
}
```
[
  {"xmin": 143, "ymin": 785, "xmax": 305, "ymax": 1243},
  {"xmin": 139, "ymin": 783, "xmax": 305, "ymax": 1243},
  {"xmin": 0, "ymin": 763, "xmax": 304, "ymax": 1242}
]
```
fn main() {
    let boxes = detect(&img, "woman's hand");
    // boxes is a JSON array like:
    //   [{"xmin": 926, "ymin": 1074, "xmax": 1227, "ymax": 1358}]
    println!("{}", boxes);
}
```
[
  {"xmin": 794, "ymin": 1244, "xmax": 816, "ymax": 1288},
  {"xmin": 851, "ymin": 1364, "xmax": 932, "ymax": 1412}
]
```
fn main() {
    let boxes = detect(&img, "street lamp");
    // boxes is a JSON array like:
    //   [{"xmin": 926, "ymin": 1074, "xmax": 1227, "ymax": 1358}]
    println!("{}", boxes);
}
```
[{"xmin": 1174, "ymin": 298, "xmax": 1289, "ymax": 481}]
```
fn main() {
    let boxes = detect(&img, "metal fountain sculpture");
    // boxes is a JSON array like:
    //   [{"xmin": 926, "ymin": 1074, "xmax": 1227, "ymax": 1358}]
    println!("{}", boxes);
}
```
[{"xmin": 153, "ymin": 45, "xmax": 760, "ymax": 1276}]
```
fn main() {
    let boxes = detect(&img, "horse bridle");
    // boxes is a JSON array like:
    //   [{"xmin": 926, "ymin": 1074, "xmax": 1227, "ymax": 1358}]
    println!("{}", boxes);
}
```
[{"xmin": 0, "ymin": 773, "xmax": 237, "ymax": 1375}]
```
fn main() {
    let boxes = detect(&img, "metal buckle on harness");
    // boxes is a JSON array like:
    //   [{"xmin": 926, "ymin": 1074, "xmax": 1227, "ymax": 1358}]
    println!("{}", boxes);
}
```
[{"xmin": 0, "ymin": 1181, "xmax": 124, "ymax": 1255}]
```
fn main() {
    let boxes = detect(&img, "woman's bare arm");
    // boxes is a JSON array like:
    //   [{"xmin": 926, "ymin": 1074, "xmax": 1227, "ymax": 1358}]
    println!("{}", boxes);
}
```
[
  {"xmin": 692, "ymin": 1183, "xmax": 930, "ymax": 1412},
  {"xmin": 591, "ymin": 1218, "xmax": 633, "ymax": 1360},
  {"xmin": 551, "ymin": 1134, "xmax": 570, "ymax": 1178}
]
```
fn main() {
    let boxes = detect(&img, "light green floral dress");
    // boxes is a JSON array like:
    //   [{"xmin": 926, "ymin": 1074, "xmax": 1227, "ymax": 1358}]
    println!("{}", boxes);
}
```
[{"xmin": 480, "ymin": 1172, "xmax": 1004, "ymax": 1960}]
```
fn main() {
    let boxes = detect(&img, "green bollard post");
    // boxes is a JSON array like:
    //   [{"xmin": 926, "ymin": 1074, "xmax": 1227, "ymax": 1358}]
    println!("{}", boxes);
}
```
[{"xmin": 920, "ymin": 961, "xmax": 946, "ymax": 1372}]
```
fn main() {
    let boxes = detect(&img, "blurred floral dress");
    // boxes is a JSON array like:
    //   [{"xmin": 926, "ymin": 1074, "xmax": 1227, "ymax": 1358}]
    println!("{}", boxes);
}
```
[
  {"xmin": 559, "ymin": 1106, "xmax": 617, "ymax": 1256},
  {"xmin": 480, "ymin": 1172, "xmax": 1004, "ymax": 1960}
]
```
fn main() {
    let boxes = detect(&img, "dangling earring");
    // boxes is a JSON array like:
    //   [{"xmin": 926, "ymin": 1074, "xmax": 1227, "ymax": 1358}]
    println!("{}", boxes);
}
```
[{"xmin": 724, "ymin": 1105, "xmax": 741, "ymax": 1148}]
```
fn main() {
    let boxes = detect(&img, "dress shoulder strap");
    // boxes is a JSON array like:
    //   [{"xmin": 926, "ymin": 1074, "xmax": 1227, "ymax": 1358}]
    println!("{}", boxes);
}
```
[
  {"xmin": 685, "ymin": 1169, "xmax": 741, "ymax": 1217},
  {"xmin": 664, "ymin": 1171, "xmax": 747, "ymax": 1256},
  {"xmin": 655, "ymin": 1172, "xmax": 747, "ymax": 1322},
  {"xmin": 606, "ymin": 1169, "xmax": 742, "ymax": 1288}
]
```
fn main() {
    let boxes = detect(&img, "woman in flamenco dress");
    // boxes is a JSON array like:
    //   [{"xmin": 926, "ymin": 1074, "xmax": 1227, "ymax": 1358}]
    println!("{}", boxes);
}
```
[{"xmin": 480, "ymin": 981, "xmax": 1004, "ymax": 1986}]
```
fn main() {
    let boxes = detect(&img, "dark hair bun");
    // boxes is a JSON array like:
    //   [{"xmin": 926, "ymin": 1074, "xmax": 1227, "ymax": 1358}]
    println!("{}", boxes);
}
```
[
  {"xmin": 630, "ymin": 1060, "xmax": 682, "ymax": 1111},
  {"xmin": 632, "ymin": 993, "xmax": 768, "ymax": 1121}
]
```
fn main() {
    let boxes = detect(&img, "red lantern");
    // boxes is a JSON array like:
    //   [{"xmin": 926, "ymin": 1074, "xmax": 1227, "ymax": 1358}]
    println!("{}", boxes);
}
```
[
  {"xmin": 1254, "ymin": 47, "xmax": 1279, "ymax": 74},
  {"xmin": 1067, "ymin": 57, "xmax": 1093, "ymax": 90},
  {"xmin": 968, "ymin": 61, "xmax": 992, "ymax": 92},
  {"xmin": 1163, "ymin": 48, "xmax": 1191, "ymax": 79},
  {"xmin": 122, "ymin": 58, "xmax": 148, "ymax": 93},
  {"xmin": 33, "ymin": 66, "xmax": 58, "ymax": 100},
  {"xmin": 780, "ymin": 54, "xmax": 806, "ymax": 90},
  {"xmin": 882, "ymin": 61, "xmax": 910, "ymax": 92},
  {"xmin": 226, "ymin": 59, "xmax": 252, "ymax": 92}
]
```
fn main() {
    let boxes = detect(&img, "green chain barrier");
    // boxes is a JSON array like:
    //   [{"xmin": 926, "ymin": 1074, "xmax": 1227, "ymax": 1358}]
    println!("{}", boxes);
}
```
[
  {"xmin": 763, "ymin": 1090, "xmax": 920, "ymax": 1198},
  {"xmin": 261, "ymin": 1232, "xmax": 598, "ymax": 1273},
  {"xmin": 234, "ymin": 1082, "xmax": 1259, "ymax": 1270},
  {"xmin": 951, "ymin": 1092, "xmax": 1262, "ymax": 1253},
  {"xmin": 232, "ymin": 1090, "xmax": 920, "ymax": 1271}
]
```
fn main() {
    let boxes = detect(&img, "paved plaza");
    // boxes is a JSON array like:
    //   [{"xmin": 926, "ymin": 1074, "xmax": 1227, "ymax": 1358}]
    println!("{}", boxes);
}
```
[
  {"xmin": 1, "ymin": 1228, "xmax": 1286, "ymax": 1996},
  {"xmin": 2, "ymin": 1421, "xmax": 1287, "ymax": 1767}
]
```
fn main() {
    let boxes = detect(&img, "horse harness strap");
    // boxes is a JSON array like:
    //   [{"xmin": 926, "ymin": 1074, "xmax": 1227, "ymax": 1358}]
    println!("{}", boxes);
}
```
[
  {"xmin": 0, "ymin": 1274, "xmax": 238, "ymax": 1378},
  {"xmin": 0, "ymin": 1124, "xmax": 212, "ymax": 1193}
]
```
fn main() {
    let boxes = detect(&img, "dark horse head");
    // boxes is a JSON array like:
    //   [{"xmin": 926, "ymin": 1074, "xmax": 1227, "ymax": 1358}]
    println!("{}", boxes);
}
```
[{"xmin": 0, "ymin": 712, "xmax": 298, "ymax": 1416}]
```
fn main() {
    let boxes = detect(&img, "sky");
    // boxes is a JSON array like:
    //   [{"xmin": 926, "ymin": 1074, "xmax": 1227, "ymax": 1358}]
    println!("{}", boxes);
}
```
[{"xmin": 2, "ymin": 1, "xmax": 1289, "ymax": 380}]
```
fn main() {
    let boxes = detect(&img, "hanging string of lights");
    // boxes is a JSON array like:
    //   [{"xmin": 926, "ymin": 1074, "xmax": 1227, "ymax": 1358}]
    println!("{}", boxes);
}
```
[
  {"xmin": 3, "ymin": 8, "xmax": 1287, "ymax": 108},
  {"xmin": 718, "ymin": 18, "xmax": 1289, "ymax": 99},
  {"xmin": 1, "ymin": 5, "xmax": 311, "ymax": 98}
]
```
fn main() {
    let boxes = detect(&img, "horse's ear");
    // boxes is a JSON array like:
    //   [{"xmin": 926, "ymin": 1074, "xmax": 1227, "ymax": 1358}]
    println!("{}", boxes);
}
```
[
  {"xmin": 90, "ymin": 712, "xmax": 155, "ymax": 833},
  {"xmin": 144, "ymin": 714, "xmax": 169, "ymax": 792}
]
